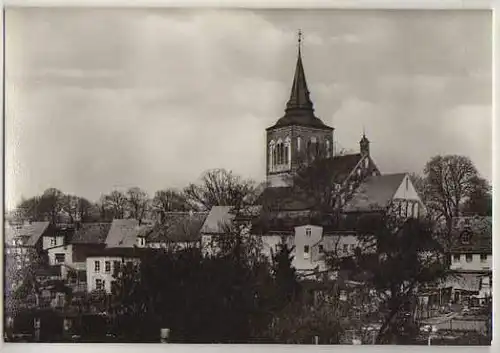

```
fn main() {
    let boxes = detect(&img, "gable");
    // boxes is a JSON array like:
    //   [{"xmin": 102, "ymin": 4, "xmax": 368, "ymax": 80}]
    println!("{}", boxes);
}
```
[
  {"xmin": 392, "ymin": 174, "xmax": 421, "ymax": 202},
  {"xmin": 343, "ymin": 173, "xmax": 406, "ymax": 213}
]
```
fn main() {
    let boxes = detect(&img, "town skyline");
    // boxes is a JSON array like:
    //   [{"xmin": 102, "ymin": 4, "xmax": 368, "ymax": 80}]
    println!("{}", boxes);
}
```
[{"xmin": 5, "ymin": 8, "xmax": 492, "ymax": 210}]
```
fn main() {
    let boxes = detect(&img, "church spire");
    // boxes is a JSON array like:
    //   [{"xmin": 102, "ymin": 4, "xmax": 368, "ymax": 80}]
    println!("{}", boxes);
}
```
[{"xmin": 285, "ymin": 30, "xmax": 314, "ymax": 113}]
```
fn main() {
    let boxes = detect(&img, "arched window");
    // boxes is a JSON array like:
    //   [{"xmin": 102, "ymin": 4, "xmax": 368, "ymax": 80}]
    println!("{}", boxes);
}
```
[
  {"xmin": 273, "ymin": 144, "xmax": 277, "ymax": 166},
  {"xmin": 285, "ymin": 137, "xmax": 291, "ymax": 166},
  {"xmin": 297, "ymin": 137, "xmax": 302, "ymax": 152},
  {"xmin": 269, "ymin": 141, "xmax": 275, "ymax": 170},
  {"xmin": 364, "ymin": 158, "xmax": 369, "ymax": 169},
  {"xmin": 276, "ymin": 139, "xmax": 283, "ymax": 165},
  {"xmin": 325, "ymin": 140, "xmax": 330, "ymax": 158},
  {"xmin": 413, "ymin": 202, "xmax": 419, "ymax": 218}
]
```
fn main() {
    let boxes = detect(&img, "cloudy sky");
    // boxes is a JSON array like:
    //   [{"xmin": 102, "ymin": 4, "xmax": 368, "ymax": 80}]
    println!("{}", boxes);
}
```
[{"xmin": 5, "ymin": 8, "xmax": 492, "ymax": 209}]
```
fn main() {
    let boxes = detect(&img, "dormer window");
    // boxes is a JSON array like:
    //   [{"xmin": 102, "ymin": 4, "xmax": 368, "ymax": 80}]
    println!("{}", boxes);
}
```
[
  {"xmin": 305, "ymin": 228, "xmax": 311, "ymax": 237},
  {"xmin": 460, "ymin": 231, "xmax": 472, "ymax": 244}
]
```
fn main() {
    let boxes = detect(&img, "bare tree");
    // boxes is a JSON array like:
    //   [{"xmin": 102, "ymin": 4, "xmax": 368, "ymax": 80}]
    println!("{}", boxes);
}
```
[
  {"xmin": 152, "ymin": 189, "xmax": 191, "ymax": 222},
  {"xmin": 102, "ymin": 190, "xmax": 129, "ymax": 220},
  {"xmin": 126, "ymin": 187, "xmax": 149, "ymax": 222},
  {"xmin": 184, "ymin": 169, "xmax": 258, "ymax": 210}
]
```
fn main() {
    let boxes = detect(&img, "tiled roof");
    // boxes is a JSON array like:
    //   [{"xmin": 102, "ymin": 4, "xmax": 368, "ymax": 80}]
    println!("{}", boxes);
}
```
[
  {"xmin": 4, "ymin": 221, "xmax": 51, "ymax": 246},
  {"xmin": 440, "ymin": 273, "xmax": 482, "ymax": 292},
  {"xmin": 257, "ymin": 187, "xmax": 315, "ymax": 211},
  {"xmin": 343, "ymin": 173, "xmax": 406, "ymax": 213},
  {"xmin": 86, "ymin": 247, "xmax": 160, "ymax": 258},
  {"xmin": 450, "ymin": 216, "xmax": 492, "ymax": 253},
  {"xmin": 105, "ymin": 219, "xmax": 151, "ymax": 248},
  {"xmin": 146, "ymin": 212, "xmax": 208, "ymax": 243},
  {"xmin": 200, "ymin": 206, "xmax": 235, "ymax": 234},
  {"xmin": 70, "ymin": 223, "xmax": 111, "ymax": 245},
  {"xmin": 258, "ymin": 154, "xmax": 364, "ymax": 212}
]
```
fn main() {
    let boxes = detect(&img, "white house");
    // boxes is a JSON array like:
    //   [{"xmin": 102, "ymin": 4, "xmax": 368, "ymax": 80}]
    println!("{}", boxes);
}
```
[{"xmin": 85, "ymin": 248, "xmax": 143, "ymax": 293}]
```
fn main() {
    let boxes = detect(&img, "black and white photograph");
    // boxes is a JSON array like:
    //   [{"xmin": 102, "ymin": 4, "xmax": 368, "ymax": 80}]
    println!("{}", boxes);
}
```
[{"xmin": 3, "ymin": 6, "xmax": 493, "ymax": 346}]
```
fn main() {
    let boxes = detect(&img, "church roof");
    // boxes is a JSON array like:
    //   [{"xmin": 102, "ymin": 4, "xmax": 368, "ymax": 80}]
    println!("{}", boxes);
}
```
[
  {"xmin": 268, "ymin": 35, "xmax": 332, "ymax": 131},
  {"xmin": 260, "ymin": 153, "xmax": 365, "ymax": 211},
  {"xmin": 343, "ymin": 173, "xmax": 407, "ymax": 213}
]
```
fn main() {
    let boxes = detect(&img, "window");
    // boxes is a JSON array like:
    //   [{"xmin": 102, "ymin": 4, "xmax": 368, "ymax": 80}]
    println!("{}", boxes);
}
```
[
  {"xmin": 304, "ymin": 245, "xmax": 310, "ymax": 258},
  {"xmin": 461, "ymin": 231, "xmax": 472, "ymax": 244},
  {"xmin": 325, "ymin": 140, "xmax": 330, "ymax": 157},
  {"xmin": 95, "ymin": 279, "xmax": 104, "ymax": 291},
  {"xmin": 113, "ymin": 261, "xmax": 121, "ymax": 272},
  {"xmin": 105, "ymin": 261, "xmax": 111, "ymax": 273},
  {"xmin": 297, "ymin": 137, "xmax": 302, "ymax": 151},
  {"xmin": 453, "ymin": 254, "xmax": 460, "ymax": 262},
  {"xmin": 50, "ymin": 237, "xmax": 57, "ymax": 246},
  {"xmin": 305, "ymin": 228, "xmax": 312, "ymax": 237},
  {"xmin": 343, "ymin": 244, "xmax": 349, "ymax": 254},
  {"xmin": 480, "ymin": 254, "xmax": 488, "ymax": 263},
  {"xmin": 94, "ymin": 260, "xmax": 100, "ymax": 272},
  {"xmin": 318, "ymin": 245, "xmax": 324, "ymax": 254},
  {"xmin": 55, "ymin": 253, "xmax": 65, "ymax": 263},
  {"xmin": 465, "ymin": 254, "xmax": 473, "ymax": 263}
]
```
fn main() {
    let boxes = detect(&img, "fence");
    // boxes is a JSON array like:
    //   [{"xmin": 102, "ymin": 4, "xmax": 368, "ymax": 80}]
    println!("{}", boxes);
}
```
[{"xmin": 434, "ymin": 318, "xmax": 487, "ymax": 334}]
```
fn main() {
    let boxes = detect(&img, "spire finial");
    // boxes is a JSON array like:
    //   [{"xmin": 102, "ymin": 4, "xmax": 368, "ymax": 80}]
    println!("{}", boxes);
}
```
[
  {"xmin": 362, "ymin": 124, "xmax": 366, "ymax": 138},
  {"xmin": 298, "ymin": 29, "xmax": 302, "ymax": 50}
]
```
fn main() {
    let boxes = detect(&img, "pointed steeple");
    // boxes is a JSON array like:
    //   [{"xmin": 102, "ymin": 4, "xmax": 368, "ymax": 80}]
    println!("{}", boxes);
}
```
[
  {"xmin": 268, "ymin": 30, "xmax": 332, "ymax": 130},
  {"xmin": 285, "ymin": 30, "xmax": 314, "ymax": 113}
]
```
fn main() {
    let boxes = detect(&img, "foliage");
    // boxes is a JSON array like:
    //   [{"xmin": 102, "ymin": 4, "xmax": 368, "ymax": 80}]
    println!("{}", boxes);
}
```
[{"xmin": 328, "ymin": 214, "xmax": 448, "ymax": 344}]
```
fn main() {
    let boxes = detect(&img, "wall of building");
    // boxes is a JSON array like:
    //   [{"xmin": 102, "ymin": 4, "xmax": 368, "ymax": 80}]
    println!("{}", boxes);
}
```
[
  {"xmin": 47, "ymin": 244, "xmax": 74, "ymax": 267},
  {"xmin": 292, "ymin": 225, "xmax": 324, "ymax": 272},
  {"xmin": 450, "ymin": 253, "xmax": 492, "ymax": 271},
  {"xmin": 42, "ymin": 235, "xmax": 65, "ymax": 251},
  {"xmin": 86, "ymin": 256, "xmax": 139, "ymax": 293},
  {"xmin": 266, "ymin": 125, "xmax": 333, "ymax": 187}
]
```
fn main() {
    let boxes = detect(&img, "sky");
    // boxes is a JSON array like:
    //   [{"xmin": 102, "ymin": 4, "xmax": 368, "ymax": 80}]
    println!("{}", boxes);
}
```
[{"xmin": 5, "ymin": 8, "xmax": 492, "ymax": 210}]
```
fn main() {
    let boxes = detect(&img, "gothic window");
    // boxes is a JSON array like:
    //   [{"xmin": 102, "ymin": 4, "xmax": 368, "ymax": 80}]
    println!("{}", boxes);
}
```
[
  {"xmin": 325, "ymin": 140, "xmax": 330, "ymax": 158},
  {"xmin": 269, "ymin": 141, "xmax": 275, "ymax": 169},
  {"xmin": 297, "ymin": 137, "xmax": 302, "ymax": 151},
  {"xmin": 276, "ymin": 140, "xmax": 283, "ymax": 165},
  {"xmin": 413, "ymin": 202, "xmax": 419, "ymax": 218},
  {"xmin": 356, "ymin": 168, "xmax": 362, "ymax": 177},
  {"xmin": 285, "ymin": 137, "xmax": 291, "ymax": 165},
  {"xmin": 364, "ymin": 158, "xmax": 369, "ymax": 169}
]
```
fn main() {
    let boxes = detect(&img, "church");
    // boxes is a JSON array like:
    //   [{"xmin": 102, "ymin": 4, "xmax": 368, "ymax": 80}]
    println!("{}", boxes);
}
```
[{"xmin": 201, "ymin": 32, "xmax": 426, "ymax": 276}]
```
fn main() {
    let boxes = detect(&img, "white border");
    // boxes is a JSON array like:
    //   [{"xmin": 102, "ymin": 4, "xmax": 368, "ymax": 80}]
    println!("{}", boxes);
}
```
[{"xmin": 0, "ymin": 1, "xmax": 497, "ymax": 353}]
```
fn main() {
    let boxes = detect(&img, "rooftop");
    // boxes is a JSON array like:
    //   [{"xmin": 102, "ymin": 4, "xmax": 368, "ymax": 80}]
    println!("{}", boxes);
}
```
[{"xmin": 343, "ymin": 173, "xmax": 407, "ymax": 213}]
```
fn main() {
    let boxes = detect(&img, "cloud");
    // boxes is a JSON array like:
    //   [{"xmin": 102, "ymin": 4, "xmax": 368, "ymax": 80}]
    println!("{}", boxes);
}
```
[{"xmin": 5, "ymin": 9, "xmax": 492, "ymax": 210}]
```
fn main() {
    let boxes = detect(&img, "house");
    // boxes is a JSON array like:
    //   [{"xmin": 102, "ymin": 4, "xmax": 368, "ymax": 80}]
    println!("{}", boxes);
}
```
[
  {"xmin": 85, "ymin": 247, "xmax": 145, "ymax": 293},
  {"xmin": 4, "ymin": 221, "xmax": 53, "ymax": 292},
  {"xmin": 144, "ymin": 212, "xmax": 208, "ymax": 249},
  {"xmin": 445, "ymin": 216, "xmax": 492, "ymax": 305}
]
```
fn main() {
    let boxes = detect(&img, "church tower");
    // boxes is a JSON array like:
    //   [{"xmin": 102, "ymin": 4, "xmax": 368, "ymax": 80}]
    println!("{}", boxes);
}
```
[{"xmin": 266, "ymin": 31, "xmax": 334, "ymax": 188}]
